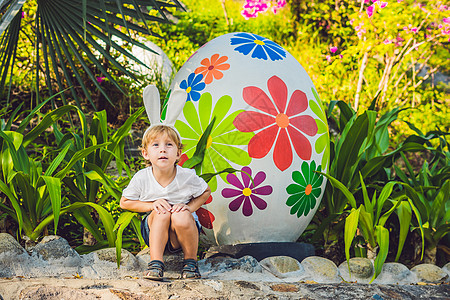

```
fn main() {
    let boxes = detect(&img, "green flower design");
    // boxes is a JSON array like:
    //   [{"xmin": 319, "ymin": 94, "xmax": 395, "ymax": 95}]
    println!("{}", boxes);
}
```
[
  {"xmin": 175, "ymin": 92, "xmax": 254, "ymax": 191},
  {"xmin": 309, "ymin": 87, "xmax": 330, "ymax": 170},
  {"xmin": 286, "ymin": 161, "xmax": 323, "ymax": 218}
]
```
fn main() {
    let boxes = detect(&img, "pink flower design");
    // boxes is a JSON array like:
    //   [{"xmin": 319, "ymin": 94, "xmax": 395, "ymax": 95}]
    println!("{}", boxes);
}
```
[
  {"xmin": 233, "ymin": 76, "xmax": 318, "ymax": 171},
  {"xmin": 222, "ymin": 167, "xmax": 272, "ymax": 217}
]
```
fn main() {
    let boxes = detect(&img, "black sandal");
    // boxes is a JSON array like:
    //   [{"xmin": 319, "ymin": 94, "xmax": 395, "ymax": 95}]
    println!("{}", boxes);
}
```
[
  {"xmin": 144, "ymin": 260, "xmax": 165, "ymax": 280},
  {"xmin": 181, "ymin": 259, "xmax": 201, "ymax": 279}
]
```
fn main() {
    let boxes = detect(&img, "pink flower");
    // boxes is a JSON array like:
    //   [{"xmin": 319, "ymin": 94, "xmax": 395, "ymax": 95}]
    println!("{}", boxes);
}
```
[
  {"xmin": 397, "ymin": 0, "xmax": 403, "ymax": 2},
  {"xmin": 96, "ymin": 76, "xmax": 105, "ymax": 83},
  {"xmin": 444, "ymin": 17, "xmax": 450, "ymax": 24},
  {"xmin": 383, "ymin": 39, "xmax": 391, "ymax": 44},
  {"xmin": 379, "ymin": 2, "xmax": 388, "ymax": 8},
  {"xmin": 411, "ymin": 27, "xmax": 418, "ymax": 33},
  {"xmin": 326, "ymin": 55, "xmax": 332, "ymax": 62},
  {"xmin": 21, "ymin": 12, "xmax": 25, "ymax": 18},
  {"xmin": 367, "ymin": 5, "xmax": 375, "ymax": 18},
  {"xmin": 330, "ymin": 46, "xmax": 338, "ymax": 53},
  {"xmin": 339, "ymin": 54, "xmax": 343, "ymax": 59}
]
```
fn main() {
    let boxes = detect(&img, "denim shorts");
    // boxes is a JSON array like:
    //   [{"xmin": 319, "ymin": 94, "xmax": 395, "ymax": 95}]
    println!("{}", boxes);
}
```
[{"xmin": 140, "ymin": 212, "xmax": 202, "ymax": 248}]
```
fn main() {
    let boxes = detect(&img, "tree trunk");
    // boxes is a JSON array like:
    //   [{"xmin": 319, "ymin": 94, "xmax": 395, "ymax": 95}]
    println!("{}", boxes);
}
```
[
  {"xmin": 83, "ymin": 228, "xmax": 97, "ymax": 246},
  {"xmin": 423, "ymin": 247, "xmax": 436, "ymax": 264}
]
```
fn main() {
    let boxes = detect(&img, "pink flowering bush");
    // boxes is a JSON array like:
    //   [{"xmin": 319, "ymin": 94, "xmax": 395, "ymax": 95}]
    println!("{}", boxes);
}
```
[{"xmin": 241, "ymin": 0, "xmax": 287, "ymax": 19}]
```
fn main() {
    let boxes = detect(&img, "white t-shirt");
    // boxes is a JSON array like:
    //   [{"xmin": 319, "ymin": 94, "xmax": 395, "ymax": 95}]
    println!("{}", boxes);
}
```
[{"xmin": 122, "ymin": 165, "xmax": 208, "ymax": 205}]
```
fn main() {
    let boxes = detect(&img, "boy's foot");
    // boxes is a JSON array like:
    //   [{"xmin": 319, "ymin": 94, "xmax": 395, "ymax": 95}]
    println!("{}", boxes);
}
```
[
  {"xmin": 180, "ymin": 259, "xmax": 201, "ymax": 279},
  {"xmin": 144, "ymin": 260, "xmax": 165, "ymax": 280}
]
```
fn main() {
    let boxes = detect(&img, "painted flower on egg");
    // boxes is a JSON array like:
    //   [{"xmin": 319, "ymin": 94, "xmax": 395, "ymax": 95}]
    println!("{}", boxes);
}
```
[
  {"xmin": 197, "ymin": 195, "xmax": 215, "ymax": 229},
  {"xmin": 230, "ymin": 32, "xmax": 286, "ymax": 61},
  {"xmin": 180, "ymin": 73, "xmax": 206, "ymax": 101},
  {"xmin": 310, "ymin": 88, "xmax": 330, "ymax": 170},
  {"xmin": 233, "ymin": 75, "xmax": 318, "ymax": 171},
  {"xmin": 286, "ymin": 161, "xmax": 323, "ymax": 218},
  {"xmin": 175, "ymin": 92, "xmax": 254, "ymax": 191},
  {"xmin": 195, "ymin": 54, "xmax": 230, "ymax": 84},
  {"xmin": 222, "ymin": 166, "xmax": 273, "ymax": 217}
]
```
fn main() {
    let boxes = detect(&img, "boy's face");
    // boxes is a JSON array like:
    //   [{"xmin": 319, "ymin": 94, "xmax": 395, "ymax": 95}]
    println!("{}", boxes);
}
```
[{"xmin": 142, "ymin": 133, "xmax": 181, "ymax": 170}]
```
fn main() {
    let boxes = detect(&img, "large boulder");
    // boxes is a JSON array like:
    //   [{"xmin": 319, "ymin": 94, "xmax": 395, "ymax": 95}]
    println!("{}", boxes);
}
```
[
  {"xmin": 338, "ymin": 257, "xmax": 374, "ymax": 283},
  {"xmin": 301, "ymin": 256, "xmax": 341, "ymax": 283},
  {"xmin": 31, "ymin": 235, "xmax": 81, "ymax": 267}
]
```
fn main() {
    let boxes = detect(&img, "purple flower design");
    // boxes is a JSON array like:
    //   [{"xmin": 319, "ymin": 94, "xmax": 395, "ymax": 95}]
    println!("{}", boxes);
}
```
[{"xmin": 222, "ymin": 166, "xmax": 273, "ymax": 217}]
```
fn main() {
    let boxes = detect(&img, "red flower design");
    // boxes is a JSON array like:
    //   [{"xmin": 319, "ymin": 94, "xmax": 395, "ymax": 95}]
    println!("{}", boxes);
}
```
[
  {"xmin": 233, "ymin": 76, "xmax": 318, "ymax": 171},
  {"xmin": 197, "ymin": 195, "xmax": 215, "ymax": 229}
]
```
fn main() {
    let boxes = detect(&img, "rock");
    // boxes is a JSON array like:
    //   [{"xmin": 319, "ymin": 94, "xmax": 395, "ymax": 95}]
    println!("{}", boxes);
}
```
[
  {"xmin": 201, "ymin": 255, "xmax": 262, "ymax": 274},
  {"xmin": 32, "ymin": 236, "xmax": 80, "ymax": 263},
  {"xmin": 443, "ymin": 262, "xmax": 450, "ymax": 279},
  {"xmin": 338, "ymin": 257, "xmax": 374, "ymax": 283},
  {"xmin": 0, "ymin": 233, "xmax": 27, "ymax": 256},
  {"xmin": 301, "ymin": 256, "xmax": 341, "ymax": 283},
  {"xmin": 260, "ymin": 256, "xmax": 305, "ymax": 279},
  {"xmin": 270, "ymin": 283, "xmax": 299, "ymax": 292},
  {"xmin": 411, "ymin": 264, "xmax": 449, "ymax": 283},
  {"xmin": 93, "ymin": 248, "xmax": 140, "ymax": 271},
  {"xmin": 203, "ymin": 280, "xmax": 223, "ymax": 291},
  {"xmin": 19, "ymin": 286, "xmax": 98, "ymax": 300},
  {"xmin": 0, "ymin": 234, "xmax": 32, "ymax": 278},
  {"xmin": 372, "ymin": 262, "xmax": 417, "ymax": 284}
]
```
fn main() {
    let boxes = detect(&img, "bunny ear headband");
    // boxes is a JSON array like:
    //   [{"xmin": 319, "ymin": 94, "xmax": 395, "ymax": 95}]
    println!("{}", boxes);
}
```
[{"xmin": 142, "ymin": 85, "xmax": 187, "ymax": 140}]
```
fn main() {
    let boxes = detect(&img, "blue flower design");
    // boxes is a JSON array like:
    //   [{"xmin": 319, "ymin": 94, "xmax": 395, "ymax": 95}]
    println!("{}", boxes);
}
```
[
  {"xmin": 230, "ymin": 33, "xmax": 286, "ymax": 61},
  {"xmin": 180, "ymin": 73, "xmax": 206, "ymax": 102}
]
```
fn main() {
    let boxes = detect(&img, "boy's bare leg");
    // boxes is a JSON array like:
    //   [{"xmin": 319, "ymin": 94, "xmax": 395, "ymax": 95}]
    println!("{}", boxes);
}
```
[
  {"xmin": 148, "ymin": 211, "xmax": 171, "ymax": 261},
  {"xmin": 170, "ymin": 211, "xmax": 199, "ymax": 260}
]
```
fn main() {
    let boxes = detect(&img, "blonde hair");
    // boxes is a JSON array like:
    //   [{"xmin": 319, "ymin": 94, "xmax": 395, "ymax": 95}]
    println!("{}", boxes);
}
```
[{"xmin": 140, "ymin": 125, "xmax": 184, "ymax": 166}]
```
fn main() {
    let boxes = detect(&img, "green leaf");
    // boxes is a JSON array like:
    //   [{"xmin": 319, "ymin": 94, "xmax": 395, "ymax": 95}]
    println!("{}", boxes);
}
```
[
  {"xmin": 114, "ymin": 211, "xmax": 139, "ymax": 268},
  {"xmin": 0, "ymin": 178, "xmax": 23, "ymax": 234},
  {"xmin": 41, "ymin": 176, "xmax": 61, "ymax": 234},
  {"xmin": 344, "ymin": 207, "xmax": 360, "ymax": 270},
  {"xmin": 408, "ymin": 198, "xmax": 425, "ymax": 260},
  {"xmin": 395, "ymin": 201, "xmax": 412, "ymax": 262},
  {"xmin": 375, "ymin": 181, "xmax": 397, "ymax": 223},
  {"xmin": 183, "ymin": 117, "xmax": 216, "ymax": 170},
  {"xmin": 55, "ymin": 143, "xmax": 110, "ymax": 179},
  {"xmin": 359, "ymin": 173, "xmax": 372, "ymax": 216},
  {"xmin": 318, "ymin": 171, "xmax": 357, "ymax": 209},
  {"xmin": 371, "ymin": 225, "xmax": 389, "ymax": 282},
  {"xmin": 429, "ymin": 180, "xmax": 449, "ymax": 228}
]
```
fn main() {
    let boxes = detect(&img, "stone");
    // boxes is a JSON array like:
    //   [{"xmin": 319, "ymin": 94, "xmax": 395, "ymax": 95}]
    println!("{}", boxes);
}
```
[
  {"xmin": 270, "ymin": 283, "xmax": 299, "ymax": 292},
  {"xmin": 32, "ymin": 235, "xmax": 80, "ymax": 263},
  {"xmin": 206, "ymin": 242, "xmax": 315, "ymax": 262},
  {"xmin": 201, "ymin": 255, "xmax": 262, "ymax": 274},
  {"xmin": 0, "ymin": 233, "xmax": 27, "ymax": 256},
  {"xmin": 260, "ymin": 256, "xmax": 305, "ymax": 279},
  {"xmin": 93, "ymin": 248, "xmax": 140, "ymax": 271},
  {"xmin": 338, "ymin": 257, "xmax": 374, "ymax": 283},
  {"xmin": 19, "ymin": 286, "xmax": 99, "ymax": 300},
  {"xmin": 411, "ymin": 264, "xmax": 449, "ymax": 283},
  {"xmin": 443, "ymin": 262, "xmax": 450, "ymax": 280},
  {"xmin": 372, "ymin": 262, "xmax": 416, "ymax": 284},
  {"xmin": 301, "ymin": 256, "xmax": 341, "ymax": 283}
]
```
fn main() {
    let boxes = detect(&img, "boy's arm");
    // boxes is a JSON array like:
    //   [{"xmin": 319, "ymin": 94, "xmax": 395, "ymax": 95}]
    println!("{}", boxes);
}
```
[
  {"xmin": 120, "ymin": 197, "xmax": 171, "ymax": 213},
  {"xmin": 186, "ymin": 186, "xmax": 211, "ymax": 212}
]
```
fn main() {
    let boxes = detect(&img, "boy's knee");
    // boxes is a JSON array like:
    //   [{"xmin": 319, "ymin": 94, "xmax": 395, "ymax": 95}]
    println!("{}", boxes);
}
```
[
  {"xmin": 151, "ymin": 211, "xmax": 171, "ymax": 224},
  {"xmin": 171, "ymin": 211, "xmax": 194, "ymax": 229}
]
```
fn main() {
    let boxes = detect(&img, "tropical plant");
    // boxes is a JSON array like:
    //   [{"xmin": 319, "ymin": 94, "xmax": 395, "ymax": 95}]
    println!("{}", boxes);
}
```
[
  {"xmin": 0, "ymin": 96, "xmax": 116, "ymax": 242},
  {"xmin": 392, "ymin": 128, "xmax": 450, "ymax": 263},
  {"xmin": 324, "ymin": 173, "xmax": 423, "ymax": 282},
  {"xmin": 311, "ymin": 101, "xmax": 426, "ymax": 251},
  {"xmin": 0, "ymin": 0, "xmax": 185, "ymax": 108}
]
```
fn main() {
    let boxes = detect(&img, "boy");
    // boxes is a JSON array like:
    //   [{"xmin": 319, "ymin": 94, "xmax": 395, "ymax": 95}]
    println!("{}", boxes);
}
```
[{"xmin": 120, "ymin": 125, "xmax": 211, "ymax": 280}]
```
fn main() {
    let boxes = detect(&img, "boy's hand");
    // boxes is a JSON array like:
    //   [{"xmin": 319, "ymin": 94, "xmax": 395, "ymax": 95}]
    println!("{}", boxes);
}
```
[
  {"xmin": 152, "ymin": 199, "xmax": 171, "ymax": 214},
  {"xmin": 170, "ymin": 203, "xmax": 191, "ymax": 213}
]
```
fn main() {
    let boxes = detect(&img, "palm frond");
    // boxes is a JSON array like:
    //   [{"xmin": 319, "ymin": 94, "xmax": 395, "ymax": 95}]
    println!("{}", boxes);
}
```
[{"xmin": 0, "ymin": 0, "xmax": 184, "ymax": 109}]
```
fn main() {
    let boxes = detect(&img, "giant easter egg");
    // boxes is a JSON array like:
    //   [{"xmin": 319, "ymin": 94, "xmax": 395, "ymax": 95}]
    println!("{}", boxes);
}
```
[{"xmin": 168, "ymin": 32, "xmax": 330, "ymax": 245}]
